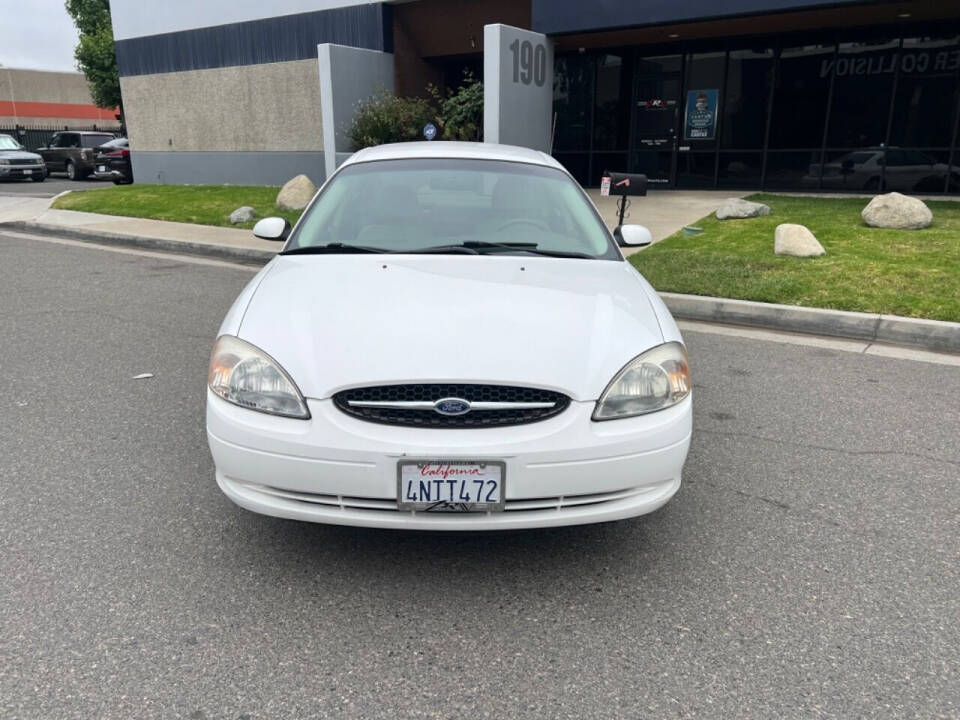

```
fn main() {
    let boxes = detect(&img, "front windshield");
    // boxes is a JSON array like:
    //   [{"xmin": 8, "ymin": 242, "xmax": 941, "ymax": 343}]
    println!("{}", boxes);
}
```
[
  {"xmin": 286, "ymin": 158, "xmax": 617, "ymax": 259},
  {"xmin": 0, "ymin": 136, "xmax": 21, "ymax": 150}
]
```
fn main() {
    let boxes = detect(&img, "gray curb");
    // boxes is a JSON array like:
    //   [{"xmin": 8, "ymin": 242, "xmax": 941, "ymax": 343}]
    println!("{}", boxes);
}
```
[
  {"xmin": 661, "ymin": 292, "xmax": 960, "ymax": 354},
  {"xmin": 4, "ymin": 221, "xmax": 958, "ymax": 354},
  {"xmin": 0, "ymin": 220, "xmax": 277, "ymax": 266}
]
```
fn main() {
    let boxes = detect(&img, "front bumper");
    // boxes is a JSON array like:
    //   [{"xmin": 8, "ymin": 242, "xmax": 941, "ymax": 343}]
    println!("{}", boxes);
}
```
[
  {"xmin": 92, "ymin": 169, "xmax": 126, "ymax": 181},
  {"xmin": 206, "ymin": 391, "xmax": 692, "ymax": 530},
  {"xmin": 0, "ymin": 164, "xmax": 44, "ymax": 179}
]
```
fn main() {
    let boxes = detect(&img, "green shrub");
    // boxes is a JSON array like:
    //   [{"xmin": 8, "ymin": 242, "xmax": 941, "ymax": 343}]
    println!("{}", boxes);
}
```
[
  {"xmin": 429, "ymin": 71, "xmax": 484, "ymax": 141},
  {"xmin": 346, "ymin": 90, "xmax": 437, "ymax": 150}
]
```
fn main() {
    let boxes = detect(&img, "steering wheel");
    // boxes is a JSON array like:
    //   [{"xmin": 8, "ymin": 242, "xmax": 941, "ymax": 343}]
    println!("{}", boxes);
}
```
[{"xmin": 494, "ymin": 218, "xmax": 550, "ymax": 233}]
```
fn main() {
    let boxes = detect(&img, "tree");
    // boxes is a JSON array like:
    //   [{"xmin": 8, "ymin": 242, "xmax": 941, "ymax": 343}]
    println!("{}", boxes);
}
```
[{"xmin": 65, "ymin": 0, "xmax": 122, "ymax": 117}]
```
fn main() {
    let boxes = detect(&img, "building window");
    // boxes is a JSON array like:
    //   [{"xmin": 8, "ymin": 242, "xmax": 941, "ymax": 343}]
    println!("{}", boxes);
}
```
[
  {"xmin": 718, "ymin": 151, "xmax": 763, "ymax": 187},
  {"xmin": 594, "ymin": 54, "xmax": 631, "ymax": 151},
  {"xmin": 553, "ymin": 55, "xmax": 594, "ymax": 152},
  {"xmin": 722, "ymin": 49, "xmax": 774, "ymax": 150},
  {"xmin": 551, "ymin": 25, "xmax": 960, "ymax": 193},
  {"xmin": 769, "ymin": 44, "xmax": 834, "ymax": 150},
  {"xmin": 826, "ymin": 39, "xmax": 898, "ymax": 149},
  {"xmin": 889, "ymin": 36, "xmax": 960, "ymax": 148}
]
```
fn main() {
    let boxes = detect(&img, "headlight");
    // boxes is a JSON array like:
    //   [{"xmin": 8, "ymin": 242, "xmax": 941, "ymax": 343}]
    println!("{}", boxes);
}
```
[
  {"xmin": 0, "ymin": 159, "xmax": 9, "ymax": 165},
  {"xmin": 208, "ymin": 335, "xmax": 310, "ymax": 419},
  {"xmin": 593, "ymin": 342, "xmax": 691, "ymax": 420}
]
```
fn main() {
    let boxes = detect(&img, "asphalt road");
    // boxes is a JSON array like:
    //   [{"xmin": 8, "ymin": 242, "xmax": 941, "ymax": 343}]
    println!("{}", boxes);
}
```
[
  {"xmin": 1, "ymin": 232, "xmax": 958, "ymax": 720},
  {"xmin": 0, "ymin": 175, "xmax": 111, "ymax": 198}
]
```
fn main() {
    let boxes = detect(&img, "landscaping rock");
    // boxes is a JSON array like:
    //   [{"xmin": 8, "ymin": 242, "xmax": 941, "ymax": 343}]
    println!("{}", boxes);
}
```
[
  {"xmin": 774, "ymin": 223, "xmax": 825, "ymax": 258},
  {"xmin": 229, "ymin": 206, "xmax": 256, "ymax": 224},
  {"xmin": 861, "ymin": 192, "xmax": 932, "ymax": 229},
  {"xmin": 716, "ymin": 197, "xmax": 772, "ymax": 220},
  {"xmin": 276, "ymin": 174, "xmax": 318, "ymax": 211}
]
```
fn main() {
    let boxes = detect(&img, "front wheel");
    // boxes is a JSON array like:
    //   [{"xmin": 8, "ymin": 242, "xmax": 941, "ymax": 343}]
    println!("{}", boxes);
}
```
[
  {"xmin": 66, "ymin": 161, "xmax": 77, "ymax": 180},
  {"xmin": 32, "ymin": 173, "xmax": 46, "ymax": 183}
]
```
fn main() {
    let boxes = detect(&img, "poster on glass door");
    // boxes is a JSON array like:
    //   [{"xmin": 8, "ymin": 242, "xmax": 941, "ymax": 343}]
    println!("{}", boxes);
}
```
[{"xmin": 684, "ymin": 89, "xmax": 719, "ymax": 140}]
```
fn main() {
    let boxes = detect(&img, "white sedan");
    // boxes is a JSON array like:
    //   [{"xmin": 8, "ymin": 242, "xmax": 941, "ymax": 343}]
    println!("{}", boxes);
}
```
[{"xmin": 206, "ymin": 142, "xmax": 692, "ymax": 530}]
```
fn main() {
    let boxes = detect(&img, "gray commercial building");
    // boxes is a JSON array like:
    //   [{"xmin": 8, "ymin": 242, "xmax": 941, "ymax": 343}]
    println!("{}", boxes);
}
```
[{"xmin": 112, "ymin": 0, "xmax": 960, "ymax": 194}]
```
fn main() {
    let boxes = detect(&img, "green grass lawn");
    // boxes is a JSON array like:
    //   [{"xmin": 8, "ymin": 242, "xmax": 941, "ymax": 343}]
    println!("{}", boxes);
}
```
[
  {"xmin": 630, "ymin": 193, "xmax": 960, "ymax": 322},
  {"xmin": 51, "ymin": 185, "xmax": 303, "ymax": 230}
]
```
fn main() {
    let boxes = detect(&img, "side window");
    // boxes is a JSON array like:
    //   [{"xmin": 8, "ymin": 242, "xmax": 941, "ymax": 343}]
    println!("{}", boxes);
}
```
[
  {"xmin": 906, "ymin": 151, "xmax": 933, "ymax": 166},
  {"xmin": 50, "ymin": 133, "xmax": 62, "ymax": 148},
  {"xmin": 885, "ymin": 150, "xmax": 906, "ymax": 167},
  {"xmin": 83, "ymin": 134, "xmax": 114, "ymax": 148}
]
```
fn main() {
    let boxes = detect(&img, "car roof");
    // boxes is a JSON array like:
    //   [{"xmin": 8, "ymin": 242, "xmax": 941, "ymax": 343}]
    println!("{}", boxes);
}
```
[{"xmin": 343, "ymin": 141, "xmax": 564, "ymax": 171}]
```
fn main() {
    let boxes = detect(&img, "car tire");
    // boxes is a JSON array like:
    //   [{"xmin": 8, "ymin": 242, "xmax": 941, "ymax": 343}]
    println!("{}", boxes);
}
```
[
  {"xmin": 32, "ymin": 173, "xmax": 46, "ymax": 183},
  {"xmin": 66, "ymin": 161, "xmax": 78, "ymax": 181}
]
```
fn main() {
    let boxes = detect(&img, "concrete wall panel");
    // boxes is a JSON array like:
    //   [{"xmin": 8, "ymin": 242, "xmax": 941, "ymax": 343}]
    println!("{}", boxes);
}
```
[
  {"xmin": 317, "ymin": 44, "xmax": 394, "ymax": 177},
  {"xmin": 483, "ymin": 24, "xmax": 553, "ymax": 152},
  {"xmin": 120, "ymin": 60, "xmax": 323, "ymax": 153}
]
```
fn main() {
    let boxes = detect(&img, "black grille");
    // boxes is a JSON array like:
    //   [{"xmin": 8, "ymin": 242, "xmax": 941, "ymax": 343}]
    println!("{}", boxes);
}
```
[{"xmin": 333, "ymin": 384, "xmax": 570, "ymax": 428}]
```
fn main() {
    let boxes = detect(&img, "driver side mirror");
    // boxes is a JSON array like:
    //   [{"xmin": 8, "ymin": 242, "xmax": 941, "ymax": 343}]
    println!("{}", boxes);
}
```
[
  {"xmin": 252, "ymin": 217, "xmax": 291, "ymax": 242},
  {"xmin": 615, "ymin": 224, "xmax": 653, "ymax": 248}
]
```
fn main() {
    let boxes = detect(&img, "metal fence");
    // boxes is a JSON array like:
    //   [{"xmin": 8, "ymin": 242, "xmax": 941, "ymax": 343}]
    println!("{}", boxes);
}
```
[{"xmin": 0, "ymin": 123, "xmax": 124, "ymax": 152}]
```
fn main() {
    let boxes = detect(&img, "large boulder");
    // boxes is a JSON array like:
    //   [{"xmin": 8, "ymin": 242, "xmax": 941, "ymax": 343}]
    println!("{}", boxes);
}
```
[
  {"xmin": 716, "ymin": 197, "xmax": 772, "ymax": 220},
  {"xmin": 276, "ymin": 174, "xmax": 318, "ymax": 211},
  {"xmin": 861, "ymin": 192, "xmax": 932, "ymax": 229},
  {"xmin": 774, "ymin": 223, "xmax": 825, "ymax": 258},
  {"xmin": 229, "ymin": 206, "xmax": 256, "ymax": 224}
]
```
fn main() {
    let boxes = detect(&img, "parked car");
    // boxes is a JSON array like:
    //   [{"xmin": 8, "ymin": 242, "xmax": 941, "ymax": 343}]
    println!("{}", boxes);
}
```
[
  {"xmin": 36, "ymin": 130, "xmax": 116, "ymax": 180},
  {"xmin": 92, "ymin": 137, "xmax": 133, "ymax": 184},
  {"xmin": 0, "ymin": 133, "xmax": 46, "ymax": 182},
  {"xmin": 803, "ymin": 147, "xmax": 960, "ymax": 192},
  {"xmin": 207, "ymin": 142, "xmax": 692, "ymax": 530}
]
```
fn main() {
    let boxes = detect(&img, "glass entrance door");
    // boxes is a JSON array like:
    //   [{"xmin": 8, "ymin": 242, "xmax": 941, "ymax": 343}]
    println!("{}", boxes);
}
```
[{"xmin": 631, "ymin": 57, "xmax": 682, "ymax": 186}]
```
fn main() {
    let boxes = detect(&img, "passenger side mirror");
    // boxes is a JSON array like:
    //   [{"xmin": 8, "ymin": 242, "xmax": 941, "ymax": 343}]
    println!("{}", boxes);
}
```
[
  {"xmin": 252, "ymin": 217, "xmax": 291, "ymax": 242},
  {"xmin": 615, "ymin": 224, "xmax": 653, "ymax": 248}
]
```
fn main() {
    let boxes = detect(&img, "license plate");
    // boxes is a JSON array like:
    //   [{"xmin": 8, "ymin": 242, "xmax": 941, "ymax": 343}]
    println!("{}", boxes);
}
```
[
  {"xmin": 23, "ymin": 169, "xmax": 32, "ymax": 175},
  {"xmin": 98, "ymin": 165, "xmax": 106, "ymax": 173},
  {"xmin": 397, "ymin": 461, "xmax": 505, "ymax": 512}
]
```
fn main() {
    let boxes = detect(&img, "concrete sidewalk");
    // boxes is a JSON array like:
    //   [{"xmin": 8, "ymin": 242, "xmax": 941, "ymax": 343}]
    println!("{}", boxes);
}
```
[
  {"xmin": 586, "ymin": 189, "xmax": 745, "ymax": 252},
  {"xmin": 0, "ymin": 194, "xmax": 280, "ymax": 263}
]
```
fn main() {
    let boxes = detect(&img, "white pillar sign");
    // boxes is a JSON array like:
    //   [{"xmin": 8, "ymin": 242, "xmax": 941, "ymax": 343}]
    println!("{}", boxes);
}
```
[{"xmin": 483, "ymin": 24, "xmax": 554, "ymax": 152}]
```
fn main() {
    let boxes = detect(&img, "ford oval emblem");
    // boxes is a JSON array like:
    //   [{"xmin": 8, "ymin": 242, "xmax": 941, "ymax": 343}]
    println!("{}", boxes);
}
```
[{"xmin": 434, "ymin": 397, "xmax": 472, "ymax": 416}]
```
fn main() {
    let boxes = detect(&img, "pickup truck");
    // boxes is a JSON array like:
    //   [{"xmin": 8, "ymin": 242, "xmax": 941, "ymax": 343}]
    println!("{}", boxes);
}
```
[{"xmin": 37, "ymin": 131, "xmax": 117, "ymax": 180}]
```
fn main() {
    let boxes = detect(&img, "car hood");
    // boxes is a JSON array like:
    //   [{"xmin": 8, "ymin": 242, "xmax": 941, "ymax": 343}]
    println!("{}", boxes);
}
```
[
  {"xmin": 238, "ymin": 255, "xmax": 665, "ymax": 401},
  {"xmin": 0, "ymin": 150, "xmax": 42, "ymax": 162}
]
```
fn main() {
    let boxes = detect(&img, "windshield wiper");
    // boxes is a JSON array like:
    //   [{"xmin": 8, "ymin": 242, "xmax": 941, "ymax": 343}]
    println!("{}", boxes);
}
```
[
  {"xmin": 461, "ymin": 241, "xmax": 595, "ymax": 259},
  {"xmin": 282, "ymin": 241, "xmax": 593, "ymax": 259},
  {"xmin": 281, "ymin": 243, "xmax": 390, "ymax": 255},
  {"xmin": 400, "ymin": 244, "xmax": 480, "ymax": 255}
]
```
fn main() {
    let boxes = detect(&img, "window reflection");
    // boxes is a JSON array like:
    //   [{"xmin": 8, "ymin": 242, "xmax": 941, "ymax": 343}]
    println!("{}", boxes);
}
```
[
  {"xmin": 722, "ymin": 49, "xmax": 774, "ymax": 150},
  {"xmin": 550, "ymin": 31, "xmax": 960, "ymax": 193},
  {"xmin": 769, "ymin": 44, "xmax": 834, "ymax": 150},
  {"xmin": 827, "ymin": 40, "xmax": 898, "ymax": 148}
]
